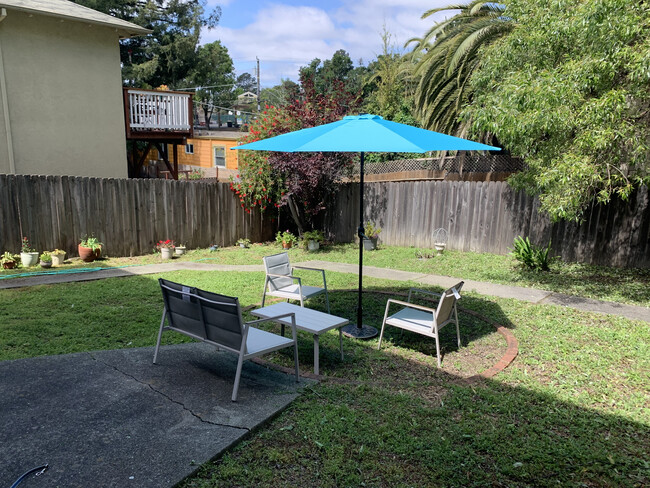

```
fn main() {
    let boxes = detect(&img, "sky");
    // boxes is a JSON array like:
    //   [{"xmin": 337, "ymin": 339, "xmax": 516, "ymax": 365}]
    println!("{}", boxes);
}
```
[{"xmin": 201, "ymin": 0, "xmax": 454, "ymax": 88}]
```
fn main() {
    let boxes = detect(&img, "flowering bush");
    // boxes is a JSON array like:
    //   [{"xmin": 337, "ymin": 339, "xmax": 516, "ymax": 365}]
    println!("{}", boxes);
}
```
[
  {"xmin": 156, "ymin": 240, "xmax": 175, "ymax": 250},
  {"xmin": 21, "ymin": 237, "xmax": 34, "ymax": 253}
]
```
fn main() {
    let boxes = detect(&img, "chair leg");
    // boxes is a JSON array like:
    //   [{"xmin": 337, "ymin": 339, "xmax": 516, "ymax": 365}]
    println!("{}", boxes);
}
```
[
  {"xmin": 377, "ymin": 304, "xmax": 391, "ymax": 350},
  {"xmin": 153, "ymin": 309, "xmax": 167, "ymax": 364},
  {"xmin": 454, "ymin": 306, "xmax": 461, "ymax": 349},
  {"xmin": 434, "ymin": 332, "xmax": 442, "ymax": 368},
  {"xmin": 232, "ymin": 349, "xmax": 246, "ymax": 402}
]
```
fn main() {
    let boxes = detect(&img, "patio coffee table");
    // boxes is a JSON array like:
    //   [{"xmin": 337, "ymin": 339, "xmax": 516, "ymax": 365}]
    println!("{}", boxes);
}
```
[{"xmin": 251, "ymin": 303, "xmax": 349, "ymax": 375}]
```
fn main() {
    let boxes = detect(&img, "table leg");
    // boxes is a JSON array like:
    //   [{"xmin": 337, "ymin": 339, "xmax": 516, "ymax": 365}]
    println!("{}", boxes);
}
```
[
  {"xmin": 339, "ymin": 329, "xmax": 344, "ymax": 360},
  {"xmin": 313, "ymin": 334, "xmax": 319, "ymax": 375}
]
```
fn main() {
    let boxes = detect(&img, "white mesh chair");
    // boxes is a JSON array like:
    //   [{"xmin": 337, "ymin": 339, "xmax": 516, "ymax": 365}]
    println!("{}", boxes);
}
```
[
  {"xmin": 154, "ymin": 278, "xmax": 300, "ymax": 402},
  {"xmin": 377, "ymin": 282, "xmax": 464, "ymax": 367},
  {"xmin": 262, "ymin": 252, "xmax": 330, "ymax": 313}
]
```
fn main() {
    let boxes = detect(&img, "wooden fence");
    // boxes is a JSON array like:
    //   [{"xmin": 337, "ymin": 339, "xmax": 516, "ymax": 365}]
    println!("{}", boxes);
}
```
[
  {"xmin": 323, "ymin": 181, "xmax": 650, "ymax": 268},
  {"xmin": 0, "ymin": 175, "xmax": 272, "ymax": 257},
  {"xmin": 2, "ymin": 176, "xmax": 648, "ymax": 268}
]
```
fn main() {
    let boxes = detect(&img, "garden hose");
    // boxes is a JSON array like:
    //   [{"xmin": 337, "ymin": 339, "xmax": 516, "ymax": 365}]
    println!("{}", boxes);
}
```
[
  {"xmin": 9, "ymin": 464, "xmax": 48, "ymax": 488},
  {"xmin": 0, "ymin": 264, "xmax": 142, "ymax": 280}
]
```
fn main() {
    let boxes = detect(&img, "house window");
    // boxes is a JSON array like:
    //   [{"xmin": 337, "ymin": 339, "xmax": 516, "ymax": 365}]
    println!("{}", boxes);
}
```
[
  {"xmin": 185, "ymin": 143, "xmax": 194, "ymax": 154},
  {"xmin": 213, "ymin": 146, "xmax": 226, "ymax": 167}
]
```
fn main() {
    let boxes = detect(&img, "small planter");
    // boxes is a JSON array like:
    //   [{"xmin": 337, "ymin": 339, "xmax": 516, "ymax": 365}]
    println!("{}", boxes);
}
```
[
  {"xmin": 161, "ymin": 248, "xmax": 174, "ymax": 260},
  {"xmin": 239, "ymin": 243, "xmax": 248, "ymax": 249},
  {"xmin": 363, "ymin": 237, "xmax": 378, "ymax": 251},
  {"xmin": 175, "ymin": 246, "xmax": 186, "ymax": 256},
  {"xmin": 78, "ymin": 245, "xmax": 101, "ymax": 262},
  {"xmin": 40, "ymin": 260, "xmax": 52, "ymax": 269},
  {"xmin": 2, "ymin": 261, "xmax": 16, "ymax": 269},
  {"xmin": 51, "ymin": 252, "xmax": 66, "ymax": 266},
  {"xmin": 20, "ymin": 252, "xmax": 39, "ymax": 267},
  {"xmin": 282, "ymin": 241, "xmax": 293, "ymax": 249},
  {"xmin": 434, "ymin": 243, "xmax": 446, "ymax": 255},
  {"xmin": 307, "ymin": 240, "xmax": 319, "ymax": 251}
]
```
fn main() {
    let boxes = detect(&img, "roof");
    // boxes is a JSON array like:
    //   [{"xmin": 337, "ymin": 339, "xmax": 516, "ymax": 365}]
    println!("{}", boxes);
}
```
[{"xmin": 0, "ymin": 0, "xmax": 151, "ymax": 38}]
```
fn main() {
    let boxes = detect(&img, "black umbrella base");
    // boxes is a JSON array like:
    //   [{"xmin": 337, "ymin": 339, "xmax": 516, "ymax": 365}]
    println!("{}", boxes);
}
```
[{"xmin": 342, "ymin": 324, "xmax": 378, "ymax": 340}]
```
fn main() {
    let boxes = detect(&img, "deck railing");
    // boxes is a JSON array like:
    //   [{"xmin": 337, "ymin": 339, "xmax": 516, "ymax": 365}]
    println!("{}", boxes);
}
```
[{"xmin": 124, "ymin": 88, "xmax": 193, "ymax": 136}]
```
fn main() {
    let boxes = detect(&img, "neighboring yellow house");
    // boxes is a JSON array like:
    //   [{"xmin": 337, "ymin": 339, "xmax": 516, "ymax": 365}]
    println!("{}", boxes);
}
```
[{"xmin": 146, "ymin": 129, "xmax": 248, "ymax": 179}]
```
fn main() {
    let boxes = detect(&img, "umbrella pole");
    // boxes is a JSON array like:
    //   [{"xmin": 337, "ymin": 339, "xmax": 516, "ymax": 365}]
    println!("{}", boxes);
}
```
[{"xmin": 342, "ymin": 152, "xmax": 378, "ymax": 340}]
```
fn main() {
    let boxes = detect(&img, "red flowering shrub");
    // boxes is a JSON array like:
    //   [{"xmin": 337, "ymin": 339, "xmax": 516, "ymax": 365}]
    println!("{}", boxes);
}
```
[{"xmin": 232, "ymin": 74, "xmax": 361, "ymax": 229}]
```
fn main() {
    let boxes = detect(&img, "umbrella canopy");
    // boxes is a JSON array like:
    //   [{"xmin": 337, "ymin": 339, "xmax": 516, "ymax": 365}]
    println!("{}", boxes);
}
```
[
  {"xmin": 235, "ymin": 114, "xmax": 498, "ymax": 153},
  {"xmin": 234, "ymin": 114, "xmax": 499, "ymax": 338}
]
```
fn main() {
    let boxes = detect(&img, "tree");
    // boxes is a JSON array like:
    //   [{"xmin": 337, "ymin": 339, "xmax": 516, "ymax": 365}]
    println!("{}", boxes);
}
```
[
  {"xmin": 232, "ymin": 74, "xmax": 361, "ymax": 232},
  {"xmin": 74, "ymin": 0, "xmax": 220, "ymax": 88},
  {"xmin": 407, "ymin": 1, "xmax": 512, "ymax": 137},
  {"xmin": 466, "ymin": 0, "xmax": 650, "ymax": 222},
  {"xmin": 188, "ymin": 41, "xmax": 235, "ymax": 129},
  {"xmin": 235, "ymin": 73, "xmax": 257, "ymax": 94},
  {"xmin": 299, "ymin": 50, "xmax": 366, "ymax": 99},
  {"xmin": 260, "ymin": 79, "xmax": 300, "ymax": 108}
]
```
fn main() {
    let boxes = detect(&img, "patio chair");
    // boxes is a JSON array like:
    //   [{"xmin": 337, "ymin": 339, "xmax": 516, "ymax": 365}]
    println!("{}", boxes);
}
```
[
  {"xmin": 262, "ymin": 252, "xmax": 330, "ymax": 313},
  {"xmin": 154, "ymin": 278, "xmax": 299, "ymax": 402},
  {"xmin": 377, "ymin": 282, "xmax": 464, "ymax": 367}
]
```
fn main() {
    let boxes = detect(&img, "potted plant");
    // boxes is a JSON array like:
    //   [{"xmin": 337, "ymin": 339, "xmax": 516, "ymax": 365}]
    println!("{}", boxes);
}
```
[
  {"xmin": 175, "ymin": 244, "xmax": 187, "ymax": 256},
  {"xmin": 156, "ymin": 240, "xmax": 175, "ymax": 259},
  {"xmin": 51, "ymin": 249, "xmax": 66, "ymax": 266},
  {"xmin": 40, "ymin": 251, "xmax": 53, "ymax": 268},
  {"xmin": 363, "ymin": 221, "xmax": 382, "ymax": 251},
  {"xmin": 20, "ymin": 237, "xmax": 39, "ymax": 267},
  {"xmin": 302, "ymin": 230, "xmax": 324, "ymax": 251},
  {"xmin": 1, "ymin": 252, "xmax": 18, "ymax": 269},
  {"xmin": 275, "ymin": 230, "xmax": 297, "ymax": 249},
  {"xmin": 79, "ymin": 236, "xmax": 103, "ymax": 262},
  {"xmin": 236, "ymin": 238, "xmax": 251, "ymax": 249}
]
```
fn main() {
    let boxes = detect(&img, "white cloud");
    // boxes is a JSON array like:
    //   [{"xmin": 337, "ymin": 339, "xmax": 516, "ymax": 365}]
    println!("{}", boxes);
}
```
[{"xmin": 201, "ymin": 1, "xmax": 457, "ymax": 87}]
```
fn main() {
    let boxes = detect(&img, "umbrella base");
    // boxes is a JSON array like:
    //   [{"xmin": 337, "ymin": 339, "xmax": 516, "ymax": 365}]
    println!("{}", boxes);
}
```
[{"xmin": 342, "ymin": 324, "xmax": 378, "ymax": 340}]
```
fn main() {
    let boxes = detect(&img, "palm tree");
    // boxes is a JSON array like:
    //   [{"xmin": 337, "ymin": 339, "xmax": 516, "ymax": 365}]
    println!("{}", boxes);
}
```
[{"xmin": 407, "ymin": 1, "xmax": 513, "ymax": 138}]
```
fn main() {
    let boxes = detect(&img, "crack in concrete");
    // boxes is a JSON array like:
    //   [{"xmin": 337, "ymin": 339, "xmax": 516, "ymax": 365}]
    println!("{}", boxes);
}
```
[{"xmin": 87, "ymin": 352, "xmax": 249, "ymax": 432}]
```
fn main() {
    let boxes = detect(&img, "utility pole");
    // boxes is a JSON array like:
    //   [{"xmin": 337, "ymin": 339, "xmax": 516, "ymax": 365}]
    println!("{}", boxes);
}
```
[{"xmin": 256, "ymin": 56, "xmax": 261, "ymax": 112}]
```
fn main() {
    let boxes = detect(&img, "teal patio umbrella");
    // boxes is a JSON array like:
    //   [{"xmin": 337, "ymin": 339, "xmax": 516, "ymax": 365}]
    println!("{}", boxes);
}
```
[{"xmin": 234, "ymin": 114, "xmax": 499, "ymax": 338}]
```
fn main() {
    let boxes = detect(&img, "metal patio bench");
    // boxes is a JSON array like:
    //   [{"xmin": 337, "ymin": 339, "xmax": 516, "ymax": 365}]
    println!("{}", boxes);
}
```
[{"xmin": 154, "ymin": 278, "xmax": 299, "ymax": 401}]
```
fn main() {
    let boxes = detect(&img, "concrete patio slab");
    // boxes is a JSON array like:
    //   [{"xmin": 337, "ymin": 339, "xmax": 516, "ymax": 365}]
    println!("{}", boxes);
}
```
[{"xmin": 1, "ymin": 343, "xmax": 311, "ymax": 488}]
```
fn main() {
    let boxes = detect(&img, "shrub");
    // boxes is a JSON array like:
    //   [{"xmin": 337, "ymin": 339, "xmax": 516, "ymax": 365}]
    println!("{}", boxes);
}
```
[{"xmin": 511, "ymin": 236, "xmax": 552, "ymax": 271}]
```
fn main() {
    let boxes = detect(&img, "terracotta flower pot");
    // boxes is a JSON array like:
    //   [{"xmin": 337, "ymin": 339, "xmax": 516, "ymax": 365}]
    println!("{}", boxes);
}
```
[
  {"xmin": 78, "ymin": 245, "xmax": 100, "ymax": 262},
  {"xmin": 2, "ymin": 261, "xmax": 16, "ymax": 269},
  {"xmin": 282, "ymin": 241, "xmax": 292, "ymax": 249}
]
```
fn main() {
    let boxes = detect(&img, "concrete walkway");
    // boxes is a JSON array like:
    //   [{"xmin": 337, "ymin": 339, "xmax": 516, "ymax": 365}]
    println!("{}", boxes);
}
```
[{"xmin": 2, "ymin": 260, "xmax": 648, "ymax": 323}]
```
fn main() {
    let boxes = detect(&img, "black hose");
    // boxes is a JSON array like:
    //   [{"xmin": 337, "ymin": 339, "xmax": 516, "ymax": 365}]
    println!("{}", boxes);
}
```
[{"xmin": 9, "ymin": 464, "xmax": 48, "ymax": 488}]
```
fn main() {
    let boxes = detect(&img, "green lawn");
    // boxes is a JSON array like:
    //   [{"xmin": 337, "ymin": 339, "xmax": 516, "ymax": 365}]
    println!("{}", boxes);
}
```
[
  {"xmin": 1, "ymin": 246, "xmax": 648, "ymax": 487},
  {"xmin": 3, "ymin": 242, "xmax": 649, "ymax": 306}
]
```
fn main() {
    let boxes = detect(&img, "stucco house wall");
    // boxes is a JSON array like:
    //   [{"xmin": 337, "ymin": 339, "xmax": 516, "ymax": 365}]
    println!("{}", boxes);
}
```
[{"xmin": 0, "ymin": 3, "xmax": 147, "ymax": 178}]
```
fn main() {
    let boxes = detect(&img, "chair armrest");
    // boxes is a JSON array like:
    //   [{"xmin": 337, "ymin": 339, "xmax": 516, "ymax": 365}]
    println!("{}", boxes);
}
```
[
  {"xmin": 407, "ymin": 288, "xmax": 441, "ymax": 303},
  {"xmin": 386, "ymin": 298, "xmax": 436, "ymax": 314},
  {"xmin": 292, "ymin": 266, "xmax": 327, "ymax": 288},
  {"xmin": 292, "ymin": 265, "xmax": 326, "ymax": 273},
  {"xmin": 266, "ymin": 273, "xmax": 302, "ymax": 284}
]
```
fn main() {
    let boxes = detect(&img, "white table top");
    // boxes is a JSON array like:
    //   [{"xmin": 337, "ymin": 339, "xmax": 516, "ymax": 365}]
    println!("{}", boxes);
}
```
[{"xmin": 251, "ymin": 302, "xmax": 349, "ymax": 335}]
